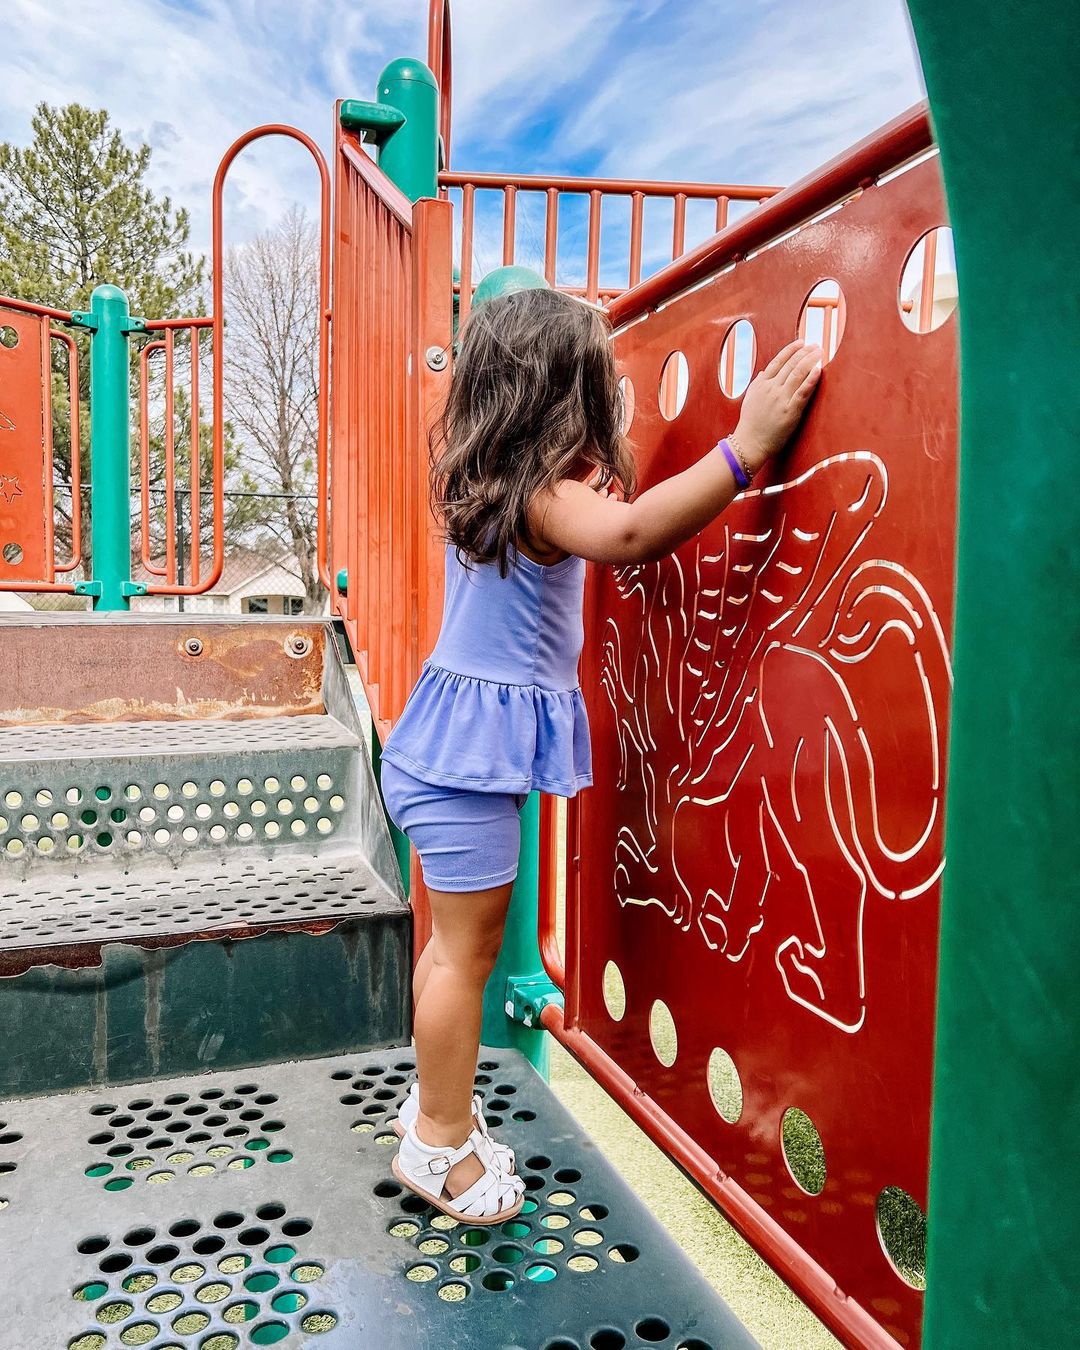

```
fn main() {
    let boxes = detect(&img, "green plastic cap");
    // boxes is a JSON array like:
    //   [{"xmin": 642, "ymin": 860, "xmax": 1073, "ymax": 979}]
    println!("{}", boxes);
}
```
[
  {"xmin": 378, "ymin": 57, "xmax": 437, "ymax": 93},
  {"xmin": 472, "ymin": 266, "xmax": 549, "ymax": 309}
]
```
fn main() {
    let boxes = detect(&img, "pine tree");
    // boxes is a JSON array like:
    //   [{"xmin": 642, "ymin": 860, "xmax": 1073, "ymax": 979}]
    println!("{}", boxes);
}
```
[
  {"xmin": 0, "ymin": 102, "xmax": 202, "ymax": 316},
  {"xmin": 0, "ymin": 103, "xmax": 205, "ymax": 574}
]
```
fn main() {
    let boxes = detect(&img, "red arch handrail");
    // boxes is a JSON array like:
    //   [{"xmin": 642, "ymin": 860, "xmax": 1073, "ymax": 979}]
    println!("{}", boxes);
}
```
[{"xmin": 137, "ymin": 124, "xmax": 332, "ymax": 597}]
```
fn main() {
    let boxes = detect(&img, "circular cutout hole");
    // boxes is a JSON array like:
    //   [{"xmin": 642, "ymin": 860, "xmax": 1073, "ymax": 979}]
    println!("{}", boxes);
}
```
[
  {"xmin": 590, "ymin": 1332, "xmax": 625, "ymax": 1350},
  {"xmin": 567, "ymin": 1254, "xmax": 598, "ymax": 1272},
  {"xmin": 707, "ymin": 1046, "xmax": 743, "ymax": 1124},
  {"xmin": 876, "ymin": 1185, "xmax": 927, "ymax": 1289},
  {"xmin": 798, "ymin": 279, "xmax": 846, "ymax": 362},
  {"xmin": 649, "ymin": 998, "xmax": 677, "ymax": 1067},
  {"xmin": 437, "ymin": 1282, "xmax": 469, "ymax": 1302},
  {"xmin": 780, "ymin": 1106, "xmax": 826, "ymax": 1195},
  {"xmin": 899, "ymin": 226, "xmax": 957, "ymax": 333},
  {"xmin": 602, "ymin": 961, "xmax": 625, "ymax": 1022},
  {"xmin": 250, "ymin": 1324, "xmax": 289, "ymax": 1346},
  {"xmin": 718, "ymin": 319, "xmax": 756, "ymax": 398},
  {"xmin": 245, "ymin": 1271, "xmax": 280, "ymax": 1294},
  {"xmin": 658, "ymin": 350, "xmax": 689, "ymax": 420},
  {"xmin": 406, "ymin": 1263, "xmax": 438, "ymax": 1283},
  {"xmin": 525, "ymin": 1262, "xmax": 557, "ymax": 1283},
  {"xmin": 608, "ymin": 1243, "xmax": 639, "ymax": 1263},
  {"xmin": 618, "ymin": 374, "xmax": 635, "ymax": 435},
  {"xmin": 0, "ymin": 326, "xmax": 20, "ymax": 350},
  {"xmin": 2, "ymin": 542, "xmax": 23, "ymax": 566},
  {"xmin": 636, "ymin": 1318, "xmax": 671, "ymax": 1343},
  {"xmin": 482, "ymin": 1269, "xmax": 515, "ymax": 1291},
  {"xmin": 491, "ymin": 1243, "xmax": 525, "ymax": 1264}
]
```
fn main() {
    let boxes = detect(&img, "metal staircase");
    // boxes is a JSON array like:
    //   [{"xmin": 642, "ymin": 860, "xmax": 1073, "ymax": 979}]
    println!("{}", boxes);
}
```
[
  {"xmin": 0, "ymin": 613, "xmax": 755, "ymax": 1350},
  {"xmin": 0, "ymin": 614, "xmax": 411, "ymax": 1096}
]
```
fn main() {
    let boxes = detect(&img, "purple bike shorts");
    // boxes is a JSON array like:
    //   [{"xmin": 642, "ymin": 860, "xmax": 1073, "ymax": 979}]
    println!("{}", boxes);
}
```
[{"xmin": 380, "ymin": 760, "xmax": 527, "ymax": 893}]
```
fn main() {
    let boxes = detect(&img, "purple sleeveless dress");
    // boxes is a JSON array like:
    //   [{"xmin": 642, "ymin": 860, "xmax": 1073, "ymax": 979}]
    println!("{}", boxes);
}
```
[{"xmin": 383, "ymin": 543, "xmax": 593, "ymax": 796}]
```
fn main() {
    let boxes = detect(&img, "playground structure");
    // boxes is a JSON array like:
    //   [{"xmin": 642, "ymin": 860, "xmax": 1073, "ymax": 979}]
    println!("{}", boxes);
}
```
[{"xmin": 0, "ymin": 2, "xmax": 1075, "ymax": 1348}]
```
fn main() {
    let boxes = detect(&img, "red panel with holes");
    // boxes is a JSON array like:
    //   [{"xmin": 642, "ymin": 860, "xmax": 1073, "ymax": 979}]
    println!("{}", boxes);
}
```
[
  {"xmin": 0, "ymin": 310, "xmax": 50, "ymax": 582},
  {"xmin": 572, "ymin": 155, "xmax": 956, "ymax": 1347}
]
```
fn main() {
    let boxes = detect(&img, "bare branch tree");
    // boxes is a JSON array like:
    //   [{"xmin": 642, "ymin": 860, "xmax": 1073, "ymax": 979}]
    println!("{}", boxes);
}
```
[{"xmin": 222, "ymin": 208, "xmax": 325, "ymax": 610}]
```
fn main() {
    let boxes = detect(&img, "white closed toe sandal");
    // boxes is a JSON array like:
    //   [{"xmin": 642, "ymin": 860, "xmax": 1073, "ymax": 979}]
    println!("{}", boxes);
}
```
[
  {"xmin": 394, "ymin": 1083, "xmax": 516, "ymax": 1174},
  {"xmin": 393, "ymin": 1123, "xmax": 526, "ymax": 1225}
]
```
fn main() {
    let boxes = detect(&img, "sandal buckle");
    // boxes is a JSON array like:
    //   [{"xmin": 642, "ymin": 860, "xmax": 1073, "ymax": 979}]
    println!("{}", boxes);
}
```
[{"xmin": 428, "ymin": 1154, "xmax": 452, "ymax": 1175}]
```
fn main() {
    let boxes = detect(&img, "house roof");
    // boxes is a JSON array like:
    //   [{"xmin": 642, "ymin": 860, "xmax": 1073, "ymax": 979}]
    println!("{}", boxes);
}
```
[{"xmin": 131, "ymin": 548, "xmax": 302, "ymax": 595}]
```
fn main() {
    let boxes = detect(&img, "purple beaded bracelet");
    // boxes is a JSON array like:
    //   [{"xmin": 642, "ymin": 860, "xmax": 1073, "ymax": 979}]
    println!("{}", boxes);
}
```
[{"xmin": 719, "ymin": 438, "xmax": 750, "ymax": 490}]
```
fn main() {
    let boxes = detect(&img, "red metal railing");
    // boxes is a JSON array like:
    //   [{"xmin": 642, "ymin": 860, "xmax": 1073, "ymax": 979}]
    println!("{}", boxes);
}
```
[
  {"xmin": 537, "ymin": 104, "xmax": 954, "ymax": 1350},
  {"xmin": 0, "ymin": 126, "xmax": 331, "ymax": 601},
  {"xmin": 427, "ymin": 0, "xmax": 453, "ymax": 168},
  {"xmin": 330, "ymin": 107, "xmax": 454, "ymax": 744},
  {"xmin": 0, "ymin": 297, "xmax": 82, "ymax": 592},
  {"xmin": 441, "ymin": 169, "xmax": 779, "ymax": 322},
  {"xmin": 133, "ymin": 125, "xmax": 332, "ymax": 597}
]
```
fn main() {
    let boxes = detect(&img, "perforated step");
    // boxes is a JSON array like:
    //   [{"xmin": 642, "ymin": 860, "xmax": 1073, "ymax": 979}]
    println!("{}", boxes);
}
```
[
  {"xmin": 0, "ymin": 1047, "xmax": 757, "ymax": 1350},
  {"xmin": 0, "ymin": 715, "xmax": 359, "ymax": 763},
  {"xmin": 0, "ymin": 716, "xmax": 362, "ymax": 872},
  {"xmin": 0, "ymin": 850, "xmax": 401, "ymax": 956}
]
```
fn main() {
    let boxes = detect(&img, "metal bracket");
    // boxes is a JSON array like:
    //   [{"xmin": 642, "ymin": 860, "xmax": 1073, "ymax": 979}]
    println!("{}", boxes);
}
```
[
  {"xmin": 339, "ymin": 99, "xmax": 407, "ymax": 145},
  {"xmin": 504, "ymin": 973, "xmax": 564, "ymax": 1030},
  {"xmin": 121, "ymin": 317, "xmax": 149, "ymax": 336},
  {"xmin": 122, "ymin": 581, "xmax": 148, "ymax": 597},
  {"xmin": 68, "ymin": 312, "xmax": 98, "ymax": 333},
  {"xmin": 73, "ymin": 580, "xmax": 102, "ymax": 597}
]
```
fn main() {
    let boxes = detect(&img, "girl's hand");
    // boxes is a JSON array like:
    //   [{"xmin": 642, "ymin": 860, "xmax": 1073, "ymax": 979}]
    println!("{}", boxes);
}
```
[{"xmin": 734, "ymin": 340, "xmax": 823, "ymax": 472}]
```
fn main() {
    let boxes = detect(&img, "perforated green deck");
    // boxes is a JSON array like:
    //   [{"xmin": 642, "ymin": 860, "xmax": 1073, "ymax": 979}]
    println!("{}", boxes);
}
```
[{"xmin": 1, "ymin": 1046, "xmax": 758, "ymax": 1350}]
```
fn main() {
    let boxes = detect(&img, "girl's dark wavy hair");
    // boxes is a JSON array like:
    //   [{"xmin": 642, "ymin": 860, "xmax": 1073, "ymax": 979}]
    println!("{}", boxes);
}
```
[{"xmin": 430, "ymin": 286, "xmax": 636, "ymax": 576}]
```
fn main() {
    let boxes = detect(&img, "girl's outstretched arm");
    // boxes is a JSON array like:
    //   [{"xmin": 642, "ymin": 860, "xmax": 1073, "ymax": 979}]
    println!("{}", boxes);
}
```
[{"xmin": 532, "ymin": 339, "xmax": 822, "ymax": 566}]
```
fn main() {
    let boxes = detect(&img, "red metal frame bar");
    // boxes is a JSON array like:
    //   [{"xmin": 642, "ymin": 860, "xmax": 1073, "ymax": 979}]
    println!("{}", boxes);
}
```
[
  {"xmin": 49, "ymin": 328, "xmax": 82, "ymax": 573},
  {"xmin": 442, "ymin": 168, "xmax": 778, "ymax": 308},
  {"xmin": 539, "ymin": 1003, "xmax": 898, "ymax": 1350},
  {"xmin": 427, "ymin": 0, "xmax": 453, "ymax": 168},
  {"xmin": 136, "ymin": 125, "xmax": 332, "ymax": 597},
  {"xmin": 607, "ymin": 102, "xmax": 933, "ymax": 327},
  {"xmin": 0, "ymin": 298, "xmax": 80, "ymax": 591}
]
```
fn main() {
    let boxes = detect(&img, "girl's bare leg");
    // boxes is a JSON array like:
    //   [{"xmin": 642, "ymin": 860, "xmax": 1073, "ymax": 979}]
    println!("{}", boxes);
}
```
[{"xmin": 413, "ymin": 880, "xmax": 512, "ymax": 1197}]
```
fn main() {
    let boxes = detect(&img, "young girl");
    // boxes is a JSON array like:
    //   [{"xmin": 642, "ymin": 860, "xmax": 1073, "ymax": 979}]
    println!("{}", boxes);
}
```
[{"xmin": 382, "ymin": 286, "xmax": 821, "ymax": 1223}]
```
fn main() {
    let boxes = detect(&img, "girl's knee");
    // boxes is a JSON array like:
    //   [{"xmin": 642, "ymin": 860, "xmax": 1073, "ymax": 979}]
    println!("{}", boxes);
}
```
[{"xmin": 433, "ymin": 929, "xmax": 502, "ymax": 981}]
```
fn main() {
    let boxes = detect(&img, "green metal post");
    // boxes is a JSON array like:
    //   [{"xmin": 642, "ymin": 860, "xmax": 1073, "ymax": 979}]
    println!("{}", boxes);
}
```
[
  {"xmin": 904, "ymin": 2, "xmax": 1080, "ymax": 1343},
  {"xmin": 480, "ymin": 792, "xmax": 550, "ymax": 1074},
  {"xmin": 460, "ymin": 265, "xmax": 561, "ymax": 1073},
  {"xmin": 370, "ymin": 725, "xmax": 410, "ymax": 896},
  {"xmin": 80, "ymin": 284, "xmax": 134, "ymax": 611}
]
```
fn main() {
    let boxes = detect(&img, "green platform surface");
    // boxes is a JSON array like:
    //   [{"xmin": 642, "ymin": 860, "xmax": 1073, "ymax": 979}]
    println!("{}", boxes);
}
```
[{"xmin": 1, "ymin": 1046, "xmax": 758, "ymax": 1350}]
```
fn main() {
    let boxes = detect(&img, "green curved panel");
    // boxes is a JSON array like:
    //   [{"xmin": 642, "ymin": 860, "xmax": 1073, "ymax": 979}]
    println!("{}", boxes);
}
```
[{"xmin": 904, "ymin": 2, "xmax": 1080, "ymax": 1344}]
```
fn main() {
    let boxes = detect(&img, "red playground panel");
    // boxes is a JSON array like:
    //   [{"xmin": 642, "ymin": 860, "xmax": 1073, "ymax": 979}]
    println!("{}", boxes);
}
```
[
  {"xmin": 0, "ymin": 306, "xmax": 52, "ymax": 583},
  {"xmin": 572, "ymin": 153, "xmax": 957, "ymax": 1347}
]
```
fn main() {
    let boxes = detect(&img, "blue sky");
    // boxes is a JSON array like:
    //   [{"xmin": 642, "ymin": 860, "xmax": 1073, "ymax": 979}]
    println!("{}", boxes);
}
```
[{"xmin": 2, "ymin": 0, "xmax": 925, "ymax": 266}]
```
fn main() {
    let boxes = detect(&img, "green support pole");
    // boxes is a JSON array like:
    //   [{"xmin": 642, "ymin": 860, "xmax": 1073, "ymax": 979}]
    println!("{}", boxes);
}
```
[
  {"xmin": 370, "ymin": 725, "xmax": 410, "ymax": 895},
  {"xmin": 73, "ymin": 284, "xmax": 135, "ymax": 611},
  {"xmin": 462, "ymin": 265, "xmax": 561, "ymax": 1074},
  {"xmin": 903, "ymin": 3, "xmax": 1079, "ymax": 1344},
  {"xmin": 480, "ymin": 792, "xmax": 551, "ymax": 1074}
]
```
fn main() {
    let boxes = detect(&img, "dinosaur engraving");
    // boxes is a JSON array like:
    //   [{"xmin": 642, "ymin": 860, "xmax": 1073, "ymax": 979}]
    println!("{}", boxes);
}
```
[{"xmin": 601, "ymin": 453, "xmax": 951, "ymax": 1033}]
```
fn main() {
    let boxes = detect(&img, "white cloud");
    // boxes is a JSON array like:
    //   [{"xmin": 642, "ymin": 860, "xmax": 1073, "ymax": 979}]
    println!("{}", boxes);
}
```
[
  {"xmin": 2, "ymin": 0, "xmax": 925, "ymax": 280},
  {"xmin": 562, "ymin": 0, "xmax": 925, "ymax": 186}
]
